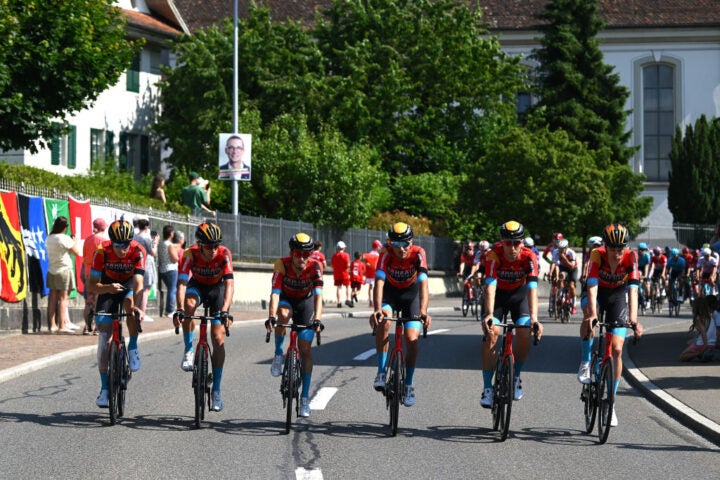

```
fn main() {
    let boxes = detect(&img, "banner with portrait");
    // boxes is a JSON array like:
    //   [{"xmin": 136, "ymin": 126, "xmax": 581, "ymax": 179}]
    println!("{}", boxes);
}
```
[{"xmin": 218, "ymin": 133, "xmax": 252, "ymax": 181}]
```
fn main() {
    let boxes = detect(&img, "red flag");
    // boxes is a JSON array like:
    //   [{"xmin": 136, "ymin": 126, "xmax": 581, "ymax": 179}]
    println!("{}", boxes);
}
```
[
  {"xmin": 0, "ymin": 191, "xmax": 27, "ymax": 302},
  {"xmin": 68, "ymin": 195, "xmax": 91, "ymax": 294}
]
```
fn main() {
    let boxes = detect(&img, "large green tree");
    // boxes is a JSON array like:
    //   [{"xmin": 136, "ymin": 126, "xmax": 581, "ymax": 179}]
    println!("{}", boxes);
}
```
[{"xmin": 0, "ymin": 0, "xmax": 138, "ymax": 152}]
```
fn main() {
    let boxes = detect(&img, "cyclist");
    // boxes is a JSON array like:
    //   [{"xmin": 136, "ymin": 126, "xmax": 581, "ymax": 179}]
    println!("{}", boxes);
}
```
[
  {"xmin": 666, "ymin": 248, "xmax": 686, "ymax": 304},
  {"xmin": 480, "ymin": 221, "xmax": 543, "ymax": 407},
  {"xmin": 542, "ymin": 232, "xmax": 563, "ymax": 265},
  {"xmin": 370, "ymin": 222, "xmax": 432, "ymax": 407},
  {"xmin": 680, "ymin": 247, "xmax": 696, "ymax": 301},
  {"xmin": 637, "ymin": 243, "xmax": 652, "ymax": 307},
  {"xmin": 175, "ymin": 222, "xmax": 234, "ymax": 412},
  {"xmin": 266, "ymin": 233, "xmax": 324, "ymax": 418},
  {"xmin": 580, "ymin": 236, "xmax": 603, "ymax": 316},
  {"xmin": 523, "ymin": 237, "xmax": 539, "ymax": 257},
  {"xmin": 577, "ymin": 223, "xmax": 643, "ymax": 426},
  {"xmin": 87, "ymin": 219, "xmax": 146, "ymax": 408},
  {"xmin": 457, "ymin": 241, "xmax": 475, "ymax": 280},
  {"xmin": 548, "ymin": 238, "xmax": 579, "ymax": 315},
  {"xmin": 696, "ymin": 247, "xmax": 718, "ymax": 296}
]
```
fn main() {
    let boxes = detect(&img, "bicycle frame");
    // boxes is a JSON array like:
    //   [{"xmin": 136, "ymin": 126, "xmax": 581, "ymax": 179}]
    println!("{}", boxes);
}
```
[{"xmin": 96, "ymin": 308, "xmax": 135, "ymax": 426}]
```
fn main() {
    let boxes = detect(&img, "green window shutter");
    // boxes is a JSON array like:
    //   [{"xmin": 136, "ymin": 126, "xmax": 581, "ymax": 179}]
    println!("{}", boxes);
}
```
[
  {"xmin": 105, "ymin": 130, "xmax": 115, "ymax": 160},
  {"xmin": 67, "ymin": 125, "xmax": 77, "ymax": 169},
  {"xmin": 127, "ymin": 53, "xmax": 140, "ymax": 92},
  {"xmin": 50, "ymin": 122, "xmax": 61, "ymax": 165},
  {"xmin": 119, "ymin": 131, "xmax": 128, "ymax": 170}
]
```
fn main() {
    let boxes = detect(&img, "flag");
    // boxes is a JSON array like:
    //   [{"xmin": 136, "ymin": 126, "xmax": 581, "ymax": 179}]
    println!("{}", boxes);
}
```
[
  {"xmin": 18, "ymin": 194, "xmax": 48, "ymax": 295},
  {"xmin": 43, "ymin": 198, "xmax": 77, "ymax": 299},
  {"xmin": 0, "ymin": 191, "xmax": 28, "ymax": 302},
  {"xmin": 68, "ymin": 195, "xmax": 91, "ymax": 294}
]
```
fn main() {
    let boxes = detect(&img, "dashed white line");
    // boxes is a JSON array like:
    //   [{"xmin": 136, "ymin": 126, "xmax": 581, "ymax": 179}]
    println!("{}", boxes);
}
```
[
  {"xmin": 295, "ymin": 467, "xmax": 323, "ymax": 479},
  {"xmin": 309, "ymin": 387, "xmax": 337, "ymax": 410},
  {"xmin": 353, "ymin": 349, "xmax": 376, "ymax": 361}
]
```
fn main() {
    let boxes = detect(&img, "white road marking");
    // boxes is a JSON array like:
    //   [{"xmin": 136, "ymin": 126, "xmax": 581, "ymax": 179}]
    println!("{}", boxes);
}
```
[
  {"xmin": 426, "ymin": 328, "xmax": 449, "ymax": 335},
  {"xmin": 353, "ymin": 349, "xmax": 376, "ymax": 361},
  {"xmin": 295, "ymin": 467, "xmax": 323, "ymax": 479},
  {"xmin": 309, "ymin": 387, "xmax": 337, "ymax": 410}
]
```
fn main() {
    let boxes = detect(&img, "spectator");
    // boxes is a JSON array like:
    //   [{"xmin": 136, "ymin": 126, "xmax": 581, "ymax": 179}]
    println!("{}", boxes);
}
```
[
  {"xmin": 157, "ymin": 224, "xmax": 181, "ymax": 317},
  {"xmin": 310, "ymin": 240, "xmax": 327, "ymax": 272},
  {"xmin": 81, "ymin": 218, "xmax": 108, "ymax": 335},
  {"xmin": 679, "ymin": 295, "xmax": 718, "ymax": 361},
  {"xmin": 46, "ymin": 216, "xmax": 81, "ymax": 333},
  {"xmin": 174, "ymin": 230, "xmax": 186, "ymax": 256},
  {"xmin": 331, "ymin": 241, "xmax": 352, "ymax": 308},
  {"xmin": 181, "ymin": 171, "xmax": 215, "ymax": 217},
  {"xmin": 363, "ymin": 240, "xmax": 382, "ymax": 307},
  {"xmin": 133, "ymin": 215, "xmax": 158, "ymax": 321},
  {"xmin": 150, "ymin": 174, "xmax": 167, "ymax": 204},
  {"xmin": 350, "ymin": 251, "xmax": 366, "ymax": 304}
]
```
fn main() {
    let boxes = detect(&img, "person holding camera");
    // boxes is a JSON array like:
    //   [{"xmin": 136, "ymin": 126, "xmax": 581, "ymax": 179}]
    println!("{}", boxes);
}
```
[{"xmin": 46, "ymin": 216, "xmax": 81, "ymax": 332}]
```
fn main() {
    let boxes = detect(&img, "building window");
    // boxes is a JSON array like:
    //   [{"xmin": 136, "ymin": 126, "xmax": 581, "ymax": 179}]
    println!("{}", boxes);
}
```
[
  {"xmin": 91, "ymin": 129, "xmax": 116, "ymax": 167},
  {"xmin": 643, "ymin": 64, "xmax": 675, "ymax": 182},
  {"xmin": 50, "ymin": 124, "xmax": 77, "ymax": 169},
  {"xmin": 127, "ymin": 52, "xmax": 140, "ymax": 93},
  {"xmin": 119, "ymin": 132, "xmax": 150, "ymax": 175}
]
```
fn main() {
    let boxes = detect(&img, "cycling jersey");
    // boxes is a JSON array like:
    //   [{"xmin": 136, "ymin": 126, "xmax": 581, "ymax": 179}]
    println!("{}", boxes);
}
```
[
  {"xmin": 271, "ymin": 257, "xmax": 323, "ymax": 299},
  {"xmin": 697, "ymin": 256, "xmax": 718, "ymax": 276},
  {"xmin": 484, "ymin": 244, "xmax": 539, "ymax": 291},
  {"xmin": 667, "ymin": 256, "xmax": 686, "ymax": 274},
  {"xmin": 178, "ymin": 244, "xmax": 233, "ymax": 285},
  {"xmin": 375, "ymin": 245, "xmax": 429, "ymax": 290},
  {"xmin": 637, "ymin": 251, "xmax": 651, "ymax": 271},
  {"xmin": 651, "ymin": 253, "xmax": 667, "ymax": 271},
  {"xmin": 90, "ymin": 240, "xmax": 146, "ymax": 283},
  {"xmin": 586, "ymin": 247, "xmax": 640, "ymax": 290},
  {"xmin": 363, "ymin": 249, "xmax": 380, "ymax": 280}
]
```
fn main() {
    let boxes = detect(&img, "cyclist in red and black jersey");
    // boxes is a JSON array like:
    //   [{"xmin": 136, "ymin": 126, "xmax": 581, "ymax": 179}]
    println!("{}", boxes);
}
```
[
  {"xmin": 369, "ymin": 222, "xmax": 432, "ymax": 407},
  {"xmin": 265, "ymin": 233, "xmax": 324, "ymax": 418},
  {"xmin": 480, "ymin": 221, "xmax": 543, "ymax": 408},
  {"xmin": 175, "ymin": 222, "xmax": 234, "ymax": 412},
  {"xmin": 578, "ymin": 223, "xmax": 643, "ymax": 427},
  {"xmin": 88, "ymin": 219, "xmax": 146, "ymax": 408}
]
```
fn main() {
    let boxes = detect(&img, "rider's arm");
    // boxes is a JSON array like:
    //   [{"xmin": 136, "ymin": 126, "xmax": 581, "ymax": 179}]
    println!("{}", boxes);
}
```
[
  {"xmin": 483, "ymin": 280, "xmax": 496, "ymax": 321},
  {"xmin": 373, "ymin": 277, "xmax": 385, "ymax": 314},
  {"xmin": 419, "ymin": 278, "xmax": 429, "ymax": 317},
  {"xmin": 268, "ymin": 291, "xmax": 279, "ymax": 318},
  {"xmin": 176, "ymin": 280, "xmax": 187, "ymax": 312},
  {"xmin": 222, "ymin": 278, "xmax": 234, "ymax": 313},
  {"xmin": 314, "ymin": 291, "xmax": 323, "ymax": 321},
  {"xmin": 131, "ymin": 272, "xmax": 144, "ymax": 311}
]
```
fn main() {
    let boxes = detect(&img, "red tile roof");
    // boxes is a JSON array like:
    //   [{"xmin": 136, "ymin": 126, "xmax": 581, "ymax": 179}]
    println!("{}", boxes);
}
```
[
  {"xmin": 124, "ymin": 9, "xmax": 182, "ymax": 37},
  {"xmin": 172, "ymin": 0, "xmax": 720, "ymax": 32}
]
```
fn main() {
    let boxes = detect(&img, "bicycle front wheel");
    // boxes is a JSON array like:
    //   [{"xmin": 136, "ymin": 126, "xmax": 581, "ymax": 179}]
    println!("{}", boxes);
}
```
[
  {"xmin": 108, "ymin": 343, "xmax": 120, "ymax": 425},
  {"xmin": 285, "ymin": 354, "xmax": 298, "ymax": 434},
  {"xmin": 461, "ymin": 286, "xmax": 470, "ymax": 317},
  {"xmin": 389, "ymin": 353, "xmax": 404, "ymax": 436},
  {"xmin": 582, "ymin": 357, "xmax": 598, "ymax": 433},
  {"xmin": 597, "ymin": 358, "xmax": 615, "ymax": 444},
  {"xmin": 497, "ymin": 355, "xmax": 514, "ymax": 441},
  {"xmin": 193, "ymin": 344, "xmax": 209, "ymax": 429},
  {"xmin": 117, "ymin": 344, "xmax": 128, "ymax": 419}
]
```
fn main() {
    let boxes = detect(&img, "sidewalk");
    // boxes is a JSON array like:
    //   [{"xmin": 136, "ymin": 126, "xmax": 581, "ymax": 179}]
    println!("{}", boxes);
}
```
[{"xmin": 0, "ymin": 301, "xmax": 718, "ymax": 445}]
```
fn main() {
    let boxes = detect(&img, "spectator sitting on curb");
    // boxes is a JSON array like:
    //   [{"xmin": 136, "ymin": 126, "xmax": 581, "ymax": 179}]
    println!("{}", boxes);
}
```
[{"xmin": 679, "ymin": 295, "xmax": 719, "ymax": 362}]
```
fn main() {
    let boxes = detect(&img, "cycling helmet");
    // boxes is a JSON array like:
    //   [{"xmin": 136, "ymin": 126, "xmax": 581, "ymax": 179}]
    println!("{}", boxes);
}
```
[
  {"xmin": 703, "ymin": 243, "xmax": 711, "ymax": 249},
  {"xmin": 195, "ymin": 222, "xmax": 222, "ymax": 245},
  {"xmin": 558, "ymin": 238, "xmax": 569, "ymax": 249},
  {"xmin": 588, "ymin": 236, "xmax": 603, "ymax": 247},
  {"xmin": 289, "ymin": 232, "xmax": 314, "ymax": 251},
  {"xmin": 553, "ymin": 232, "xmax": 564, "ymax": 240},
  {"xmin": 372, "ymin": 240, "xmax": 383, "ymax": 249},
  {"xmin": 653, "ymin": 246, "xmax": 662, "ymax": 255},
  {"xmin": 523, "ymin": 237, "xmax": 535, "ymax": 248},
  {"xmin": 637, "ymin": 242, "xmax": 648, "ymax": 250},
  {"xmin": 479, "ymin": 240, "xmax": 490, "ymax": 251},
  {"xmin": 702, "ymin": 247, "xmax": 712, "ymax": 256},
  {"xmin": 465, "ymin": 241, "xmax": 474, "ymax": 249},
  {"xmin": 388, "ymin": 222, "xmax": 414, "ymax": 242},
  {"xmin": 108, "ymin": 220, "xmax": 134, "ymax": 244},
  {"xmin": 601, "ymin": 223, "xmax": 629, "ymax": 248},
  {"xmin": 682, "ymin": 247, "xmax": 690, "ymax": 254},
  {"xmin": 670, "ymin": 248, "xmax": 680, "ymax": 256},
  {"xmin": 499, "ymin": 221, "xmax": 525, "ymax": 240}
]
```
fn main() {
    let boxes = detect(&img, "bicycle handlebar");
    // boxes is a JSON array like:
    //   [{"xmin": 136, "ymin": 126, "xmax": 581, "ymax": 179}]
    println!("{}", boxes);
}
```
[
  {"xmin": 173, "ymin": 312, "xmax": 232, "ymax": 336},
  {"xmin": 265, "ymin": 317, "xmax": 324, "ymax": 346},
  {"xmin": 95, "ymin": 309, "xmax": 142, "ymax": 333},
  {"xmin": 372, "ymin": 313, "xmax": 428, "ymax": 338},
  {"xmin": 586, "ymin": 318, "xmax": 639, "ymax": 344},
  {"xmin": 485, "ymin": 317, "xmax": 540, "ymax": 345}
]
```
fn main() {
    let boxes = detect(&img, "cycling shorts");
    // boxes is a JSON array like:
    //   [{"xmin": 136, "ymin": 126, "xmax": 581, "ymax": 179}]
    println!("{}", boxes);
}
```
[
  {"xmin": 278, "ymin": 293, "xmax": 315, "ymax": 327},
  {"xmin": 186, "ymin": 278, "xmax": 226, "ymax": 320},
  {"xmin": 380, "ymin": 282, "xmax": 422, "ymax": 330},
  {"xmin": 490, "ymin": 286, "xmax": 531, "ymax": 326}
]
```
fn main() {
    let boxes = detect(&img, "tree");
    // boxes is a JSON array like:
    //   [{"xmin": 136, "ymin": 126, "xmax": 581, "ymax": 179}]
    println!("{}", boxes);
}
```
[
  {"xmin": 668, "ymin": 115, "xmax": 720, "ymax": 224},
  {"xmin": 531, "ymin": 0, "xmax": 636, "ymax": 166},
  {"xmin": 0, "ymin": 0, "xmax": 139, "ymax": 152}
]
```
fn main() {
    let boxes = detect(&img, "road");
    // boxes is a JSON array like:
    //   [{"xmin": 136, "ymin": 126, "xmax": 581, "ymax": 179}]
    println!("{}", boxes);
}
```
[{"xmin": 1, "ymin": 301, "xmax": 718, "ymax": 479}]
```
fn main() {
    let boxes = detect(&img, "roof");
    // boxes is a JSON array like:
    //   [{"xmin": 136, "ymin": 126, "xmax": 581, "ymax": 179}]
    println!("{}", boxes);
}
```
[
  {"xmin": 171, "ymin": 0, "xmax": 720, "ymax": 32},
  {"xmin": 124, "ymin": 9, "xmax": 183, "ymax": 38}
]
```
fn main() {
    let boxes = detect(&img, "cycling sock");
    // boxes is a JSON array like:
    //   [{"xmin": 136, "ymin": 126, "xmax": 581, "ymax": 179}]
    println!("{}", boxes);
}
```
[
  {"xmin": 127, "ymin": 335, "xmax": 138, "ymax": 350},
  {"xmin": 100, "ymin": 373, "xmax": 108, "ymax": 390},
  {"xmin": 613, "ymin": 379, "xmax": 620, "ymax": 396},
  {"xmin": 183, "ymin": 331, "xmax": 194, "ymax": 352},
  {"xmin": 581, "ymin": 338, "xmax": 593, "ymax": 362},
  {"xmin": 301, "ymin": 372, "xmax": 312, "ymax": 397},
  {"xmin": 514, "ymin": 361, "xmax": 524, "ymax": 378},
  {"xmin": 377, "ymin": 352, "xmax": 388, "ymax": 374},
  {"xmin": 274, "ymin": 335, "xmax": 285, "ymax": 356},
  {"xmin": 483, "ymin": 369, "xmax": 493, "ymax": 389},
  {"xmin": 212, "ymin": 367, "xmax": 222, "ymax": 392},
  {"xmin": 405, "ymin": 366, "xmax": 415, "ymax": 386}
]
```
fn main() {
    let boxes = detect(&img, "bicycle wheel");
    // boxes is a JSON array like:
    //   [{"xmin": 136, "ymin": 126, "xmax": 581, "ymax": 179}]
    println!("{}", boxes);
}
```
[
  {"xmin": 285, "ymin": 353, "xmax": 297, "ymax": 434},
  {"xmin": 554, "ymin": 292, "xmax": 562, "ymax": 322},
  {"xmin": 117, "ymin": 344, "xmax": 127, "ymax": 419},
  {"xmin": 491, "ymin": 349, "xmax": 502, "ymax": 431},
  {"xmin": 498, "ymin": 355, "xmax": 514, "ymax": 441},
  {"xmin": 475, "ymin": 288, "xmax": 483, "ymax": 321},
  {"xmin": 470, "ymin": 287, "xmax": 478, "ymax": 317},
  {"xmin": 597, "ymin": 358, "xmax": 615, "ymax": 444},
  {"xmin": 388, "ymin": 353, "xmax": 404, "ymax": 436},
  {"xmin": 193, "ymin": 344, "xmax": 208, "ymax": 429},
  {"xmin": 582, "ymin": 356, "xmax": 598, "ymax": 433},
  {"xmin": 461, "ymin": 285, "xmax": 470, "ymax": 317},
  {"xmin": 108, "ymin": 343, "xmax": 120, "ymax": 425}
]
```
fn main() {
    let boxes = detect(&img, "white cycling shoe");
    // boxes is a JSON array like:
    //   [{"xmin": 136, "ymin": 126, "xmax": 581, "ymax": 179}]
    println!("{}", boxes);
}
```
[
  {"xmin": 181, "ymin": 350, "xmax": 194, "ymax": 371},
  {"xmin": 270, "ymin": 354, "xmax": 283, "ymax": 377},
  {"xmin": 480, "ymin": 388, "xmax": 493, "ymax": 408},
  {"xmin": 577, "ymin": 361, "xmax": 591, "ymax": 384},
  {"xmin": 299, "ymin": 397, "xmax": 311, "ymax": 417},
  {"xmin": 96, "ymin": 389, "xmax": 109, "ymax": 408}
]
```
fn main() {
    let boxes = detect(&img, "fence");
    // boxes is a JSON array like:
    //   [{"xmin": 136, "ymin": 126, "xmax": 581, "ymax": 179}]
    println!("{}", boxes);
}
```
[{"xmin": 0, "ymin": 179, "xmax": 458, "ymax": 271}]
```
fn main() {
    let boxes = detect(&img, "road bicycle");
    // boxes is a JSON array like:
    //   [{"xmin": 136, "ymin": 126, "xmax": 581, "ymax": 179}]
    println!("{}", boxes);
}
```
[
  {"xmin": 649, "ymin": 277, "xmax": 663, "ymax": 314},
  {"xmin": 637, "ymin": 281, "xmax": 647, "ymax": 316},
  {"xmin": 175, "ymin": 307, "xmax": 231, "ymax": 429},
  {"xmin": 486, "ymin": 313, "xmax": 539, "ymax": 441},
  {"xmin": 265, "ymin": 317, "xmax": 323, "ymax": 434},
  {"xmin": 460, "ymin": 276, "xmax": 477, "ymax": 317},
  {"xmin": 95, "ymin": 305, "xmax": 140, "ymax": 425},
  {"xmin": 554, "ymin": 276, "xmax": 572, "ymax": 323},
  {"xmin": 667, "ymin": 276, "xmax": 681, "ymax": 317},
  {"xmin": 580, "ymin": 311, "xmax": 637, "ymax": 444},
  {"xmin": 372, "ymin": 312, "xmax": 427, "ymax": 436},
  {"xmin": 473, "ymin": 282, "xmax": 485, "ymax": 322}
]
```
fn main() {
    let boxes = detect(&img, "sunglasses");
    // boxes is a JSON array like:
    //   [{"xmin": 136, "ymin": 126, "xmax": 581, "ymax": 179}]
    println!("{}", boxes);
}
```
[
  {"xmin": 389, "ymin": 241, "xmax": 410, "ymax": 248},
  {"xmin": 502, "ymin": 239, "xmax": 522, "ymax": 247},
  {"xmin": 292, "ymin": 250, "xmax": 312, "ymax": 259},
  {"xmin": 201, "ymin": 243, "xmax": 220, "ymax": 250},
  {"xmin": 113, "ymin": 242, "xmax": 130, "ymax": 249}
]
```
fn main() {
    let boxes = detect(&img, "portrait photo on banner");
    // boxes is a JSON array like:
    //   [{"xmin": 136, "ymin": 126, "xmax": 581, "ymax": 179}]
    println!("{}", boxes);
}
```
[{"xmin": 218, "ymin": 133, "xmax": 252, "ymax": 181}]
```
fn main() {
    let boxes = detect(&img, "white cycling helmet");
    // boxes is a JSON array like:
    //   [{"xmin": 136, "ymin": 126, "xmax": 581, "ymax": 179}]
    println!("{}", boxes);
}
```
[
  {"xmin": 588, "ymin": 236, "xmax": 603, "ymax": 247},
  {"xmin": 702, "ymin": 247, "xmax": 712, "ymax": 256},
  {"xmin": 523, "ymin": 237, "xmax": 534, "ymax": 248},
  {"xmin": 558, "ymin": 238, "xmax": 569, "ymax": 249}
]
